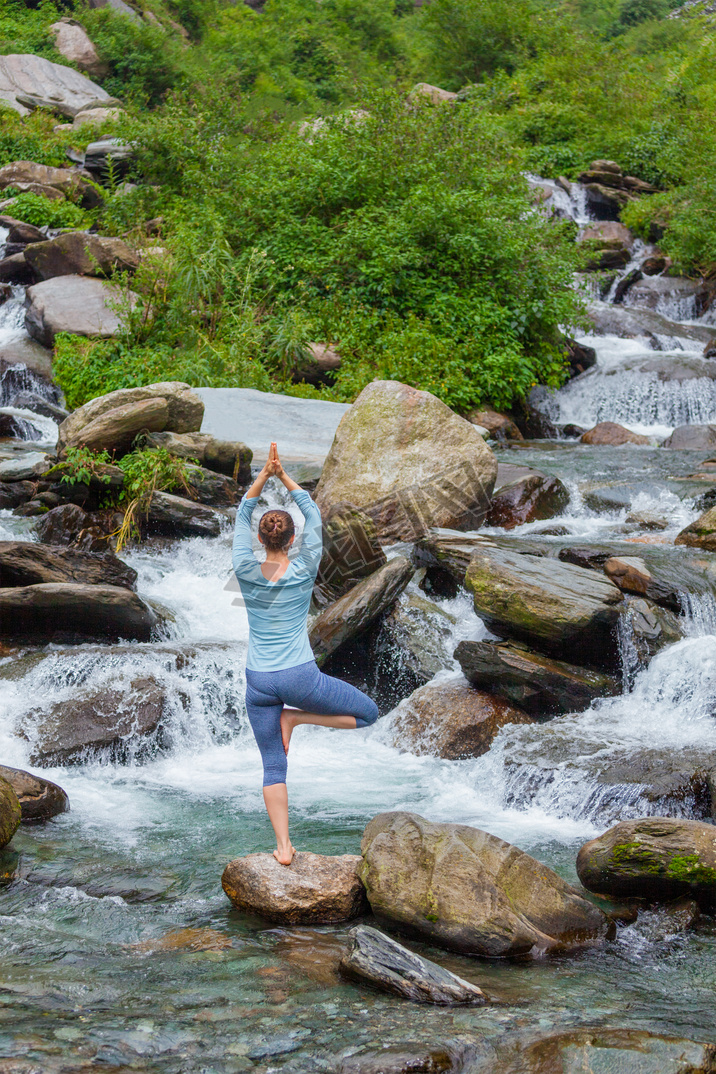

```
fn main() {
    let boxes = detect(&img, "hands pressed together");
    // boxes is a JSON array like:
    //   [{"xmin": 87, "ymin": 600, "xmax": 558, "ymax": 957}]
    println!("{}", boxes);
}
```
[{"xmin": 247, "ymin": 442, "xmax": 300, "ymax": 498}]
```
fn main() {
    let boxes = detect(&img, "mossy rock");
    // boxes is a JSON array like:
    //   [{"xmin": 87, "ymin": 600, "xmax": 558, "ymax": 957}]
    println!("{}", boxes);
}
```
[
  {"xmin": 0, "ymin": 777, "xmax": 21, "ymax": 848},
  {"xmin": 577, "ymin": 818, "xmax": 716, "ymax": 904}
]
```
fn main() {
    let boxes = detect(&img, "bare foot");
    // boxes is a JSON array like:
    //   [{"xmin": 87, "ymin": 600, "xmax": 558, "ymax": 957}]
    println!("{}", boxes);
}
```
[
  {"xmin": 273, "ymin": 844, "xmax": 296, "ymax": 866},
  {"xmin": 280, "ymin": 709, "xmax": 298, "ymax": 755}
]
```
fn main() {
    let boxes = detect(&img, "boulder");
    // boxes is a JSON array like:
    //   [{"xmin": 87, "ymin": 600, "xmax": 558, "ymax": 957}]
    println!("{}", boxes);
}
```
[
  {"xmin": 340, "ymin": 925, "xmax": 487, "ymax": 1006},
  {"xmin": 564, "ymin": 338, "xmax": 597, "ymax": 377},
  {"xmin": 0, "ymin": 480, "xmax": 34, "ymax": 509},
  {"xmin": 86, "ymin": 0, "xmax": 142, "ymax": 24},
  {"xmin": 142, "ymin": 491, "xmax": 223, "ymax": 538},
  {"xmin": 604, "ymin": 556, "xmax": 682, "ymax": 613},
  {"xmin": 221, "ymin": 851, "xmax": 367, "ymax": 924},
  {"xmin": 0, "ymin": 583, "xmax": 157, "ymax": 643},
  {"xmin": 0, "ymin": 251, "xmax": 34, "ymax": 284},
  {"xmin": 454, "ymin": 639, "xmax": 620, "ymax": 717},
  {"xmin": 292, "ymin": 342, "xmax": 341, "ymax": 385},
  {"xmin": 494, "ymin": 1028, "xmax": 716, "ymax": 1074},
  {"xmin": 183, "ymin": 465, "xmax": 240, "ymax": 507},
  {"xmin": 24, "ymin": 275, "xmax": 138, "ymax": 347},
  {"xmin": 390, "ymin": 678, "xmax": 533, "ymax": 759},
  {"xmin": 463, "ymin": 408, "xmax": 523, "ymax": 441},
  {"xmin": 0, "ymin": 54, "xmax": 114, "ymax": 116},
  {"xmin": 35, "ymin": 503, "xmax": 91, "ymax": 545},
  {"xmin": 66, "ymin": 397, "xmax": 170, "ymax": 455},
  {"xmin": 627, "ymin": 276, "xmax": 713, "ymax": 318},
  {"xmin": 21, "ymin": 677, "xmax": 168, "ymax": 766},
  {"xmin": 83, "ymin": 138, "xmax": 134, "ymax": 177},
  {"xmin": 0, "ymin": 777, "xmax": 21, "ymax": 847},
  {"xmin": 141, "ymin": 431, "xmax": 252, "ymax": 481},
  {"xmin": 577, "ymin": 818, "xmax": 716, "ymax": 904},
  {"xmin": 662, "ymin": 424, "xmax": 716, "ymax": 450},
  {"xmin": 0, "ymin": 764, "xmax": 69, "ymax": 822},
  {"xmin": 0, "ymin": 452, "xmax": 51, "ymax": 482},
  {"xmin": 310, "ymin": 555, "xmax": 414, "ymax": 665},
  {"xmin": 50, "ymin": 18, "xmax": 106, "ymax": 77},
  {"xmin": 408, "ymin": 83, "xmax": 457, "ymax": 103},
  {"xmin": 373, "ymin": 590, "xmax": 455, "ymax": 692},
  {"xmin": 0, "ymin": 541, "xmax": 137, "ymax": 590},
  {"xmin": 315, "ymin": 503, "xmax": 387, "ymax": 602},
  {"xmin": 58, "ymin": 382, "xmax": 204, "ymax": 452},
  {"xmin": 485, "ymin": 464, "xmax": 570, "ymax": 530},
  {"xmin": 314, "ymin": 381, "xmax": 498, "ymax": 542},
  {"xmin": 360, "ymin": 812, "xmax": 612, "ymax": 957},
  {"xmin": 414, "ymin": 531, "xmax": 493, "ymax": 591},
  {"xmin": 0, "ymin": 337, "xmax": 53, "ymax": 381},
  {"xmin": 580, "ymin": 221, "xmax": 633, "ymax": 271},
  {"xmin": 0, "ymin": 160, "xmax": 101, "ymax": 207},
  {"xmin": 24, "ymin": 233, "xmax": 139, "ymax": 281},
  {"xmin": 0, "ymin": 214, "xmax": 45, "ymax": 244},
  {"xmin": 71, "ymin": 106, "xmax": 124, "ymax": 129},
  {"xmin": 580, "ymin": 422, "xmax": 650, "ymax": 446},
  {"xmin": 675, "ymin": 506, "xmax": 716, "ymax": 552},
  {"xmin": 464, "ymin": 546, "xmax": 623, "ymax": 668}
]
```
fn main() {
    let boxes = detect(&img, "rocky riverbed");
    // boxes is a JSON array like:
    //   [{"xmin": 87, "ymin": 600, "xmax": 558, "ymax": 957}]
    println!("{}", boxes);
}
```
[{"xmin": 3, "ymin": 164, "xmax": 716, "ymax": 1073}]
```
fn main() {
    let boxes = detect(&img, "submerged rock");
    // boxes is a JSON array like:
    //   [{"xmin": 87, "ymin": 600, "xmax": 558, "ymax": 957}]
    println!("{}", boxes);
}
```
[
  {"xmin": 22, "ymin": 677, "xmax": 168, "ymax": 766},
  {"xmin": 360, "ymin": 811, "xmax": 612, "ymax": 958},
  {"xmin": 580, "ymin": 422, "xmax": 650, "ymax": 446},
  {"xmin": 0, "ymin": 764, "xmax": 69, "ymax": 821},
  {"xmin": 675, "ymin": 505, "xmax": 716, "ymax": 552},
  {"xmin": 464, "ymin": 546, "xmax": 623, "ymax": 669},
  {"xmin": 587, "ymin": 300, "xmax": 715, "ymax": 345},
  {"xmin": 0, "ymin": 582, "xmax": 157, "ymax": 643},
  {"xmin": 454, "ymin": 639, "xmax": 620, "ymax": 717},
  {"xmin": 339, "ymin": 1045, "xmax": 462, "ymax": 1074},
  {"xmin": 390, "ymin": 678, "xmax": 533, "ymax": 759},
  {"xmin": 340, "ymin": 925, "xmax": 487, "ymax": 1005},
  {"xmin": 577, "ymin": 818, "xmax": 716, "ymax": 904},
  {"xmin": 0, "ymin": 777, "xmax": 21, "ymax": 847},
  {"xmin": 0, "ymin": 540, "xmax": 137, "ymax": 590},
  {"xmin": 485, "ymin": 463, "xmax": 570, "ymax": 530},
  {"xmin": 58, "ymin": 381, "xmax": 204, "ymax": 452},
  {"xmin": 310, "ymin": 555, "xmax": 414, "ymax": 665},
  {"xmin": 315, "ymin": 380, "xmax": 497, "ymax": 541},
  {"xmin": 221, "ymin": 851, "xmax": 367, "ymax": 924},
  {"xmin": 494, "ymin": 1028, "xmax": 716, "ymax": 1074}
]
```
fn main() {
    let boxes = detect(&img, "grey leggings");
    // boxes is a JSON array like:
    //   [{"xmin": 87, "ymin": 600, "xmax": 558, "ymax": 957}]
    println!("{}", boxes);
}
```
[{"xmin": 245, "ymin": 659, "xmax": 379, "ymax": 785}]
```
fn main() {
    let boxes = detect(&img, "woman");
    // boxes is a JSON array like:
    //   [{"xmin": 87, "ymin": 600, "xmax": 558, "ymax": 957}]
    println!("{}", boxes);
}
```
[{"xmin": 232, "ymin": 442, "xmax": 379, "ymax": 865}]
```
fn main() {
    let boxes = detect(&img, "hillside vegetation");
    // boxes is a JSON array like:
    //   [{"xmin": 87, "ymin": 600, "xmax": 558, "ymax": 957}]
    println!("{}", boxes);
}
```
[{"xmin": 3, "ymin": 0, "xmax": 715, "ymax": 410}]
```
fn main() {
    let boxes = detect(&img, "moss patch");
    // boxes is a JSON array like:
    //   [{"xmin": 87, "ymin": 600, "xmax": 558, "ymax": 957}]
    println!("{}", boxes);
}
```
[{"xmin": 666, "ymin": 855, "xmax": 716, "ymax": 887}]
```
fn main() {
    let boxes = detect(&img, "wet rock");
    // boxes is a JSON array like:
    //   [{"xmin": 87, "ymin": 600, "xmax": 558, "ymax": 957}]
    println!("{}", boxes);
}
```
[
  {"xmin": 0, "ymin": 480, "xmax": 34, "ymax": 509},
  {"xmin": 310, "ymin": 555, "xmax": 414, "ymax": 665},
  {"xmin": 142, "ymin": 491, "xmax": 223, "ymax": 538},
  {"xmin": 494, "ymin": 1027, "xmax": 716, "ymax": 1074},
  {"xmin": 662, "ymin": 424, "xmax": 716, "ymax": 450},
  {"xmin": 183, "ymin": 465, "xmax": 240, "ymax": 507},
  {"xmin": 360, "ymin": 812, "xmax": 612, "ymax": 957},
  {"xmin": 516, "ymin": 385, "xmax": 558, "ymax": 439},
  {"xmin": 463, "ymin": 408, "xmax": 523, "ymax": 441},
  {"xmin": 315, "ymin": 502, "xmax": 387, "ymax": 602},
  {"xmin": 50, "ymin": 18, "xmax": 106, "ymax": 77},
  {"xmin": 222, "ymin": 850, "xmax": 367, "ymax": 924},
  {"xmin": 22, "ymin": 677, "xmax": 168, "ymax": 766},
  {"xmin": 339, "ymin": 1046, "xmax": 460, "ymax": 1074},
  {"xmin": 24, "ymin": 275, "xmax": 138, "ymax": 347},
  {"xmin": 0, "ymin": 764, "xmax": 69, "ymax": 822},
  {"xmin": 0, "ymin": 251, "xmax": 36, "ymax": 286},
  {"xmin": 455, "ymin": 639, "xmax": 620, "ymax": 717},
  {"xmin": 373, "ymin": 589, "xmax": 454, "ymax": 690},
  {"xmin": 0, "ymin": 777, "xmax": 21, "ymax": 847},
  {"xmin": 0, "ymin": 583, "xmax": 157, "ymax": 643},
  {"xmin": 24, "ymin": 233, "xmax": 138, "ymax": 281},
  {"xmin": 0, "ymin": 540, "xmax": 137, "ymax": 590},
  {"xmin": 35, "ymin": 503, "xmax": 92, "ymax": 544},
  {"xmin": 0, "ymin": 214, "xmax": 45, "ymax": 244},
  {"xmin": 0, "ymin": 412, "xmax": 42, "ymax": 440},
  {"xmin": 464, "ymin": 546, "xmax": 623, "ymax": 669},
  {"xmin": 141, "ymin": 430, "xmax": 252, "ymax": 481},
  {"xmin": 9, "ymin": 391, "xmax": 68, "ymax": 424},
  {"xmin": 414, "ymin": 532, "xmax": 491, "ymax": 591},
  {"xmin": 577, "ymin": 818, "xmax": 716, "ymax": 904},
  {"xmin": 58, "ymin": 381, "xmax": 204, "ymax": 452},
  {"xmin": 340, "ymin": 925, "xmax": 487, "ymax": 1005},
  {"xmin": 580, "ymin": 221, "xmax": 633, "ymax": 271},
  {"xmin": 642, "ymin": 253, "xmax": 671, "ymax": 275},
  {"xmin": 675, "ymin": 505, "xmax": 716, "ymax": 551},
  {"xmin": 558, "ymin": 546, "xmax": 612, "ymax": 570},
  {"xmin": 581, "ymin": 422, "xmax": 650, "ymax": 446},
  {"xmin": 587, "ymin": 300, "xmax": 715, "ymax": 345},
  {"xmin": 621, "ymin": 596, "xmax": 684, "ymax": 666},
  {"xmin": 564, "ymin": 339, "xmax": 597, "ymax": 377},
  {"xmin": 628, "ymin": 276, "xmax": 714, "ymax": 318},
  {"xmin": 314, "ymin": 380, "xmax": 498, "ymax": 542},
  {"xmin": 0, "ymin": 54, "xmax": 115, "ymax": 116},
  {"xmin": 485, "ymin": 464, "xmax": 569, "ymax": 530},
  {"xmin": 604, "ymin": 556, "xmax": 682, "ymax": 613},
  {"xmin": 0, "ymin": 160, "xmax": 101, "ymax": 206},
  {"xmin": 0, "ymin": 337, "xmax": 54, "ymax": 383},
  {"xmin": 390, "ymin": 678, "xmax": 533, "ymax": 759}
]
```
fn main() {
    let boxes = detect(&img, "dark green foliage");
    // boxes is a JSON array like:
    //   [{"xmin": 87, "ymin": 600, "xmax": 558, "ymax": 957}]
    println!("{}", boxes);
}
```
[
  {"xmin": 0, "ymin": 0, "xmax": 66, "ymax": 58},
  {"xmin": 1, "ymin": 192, "xmax": 89, "ymax": 228}
]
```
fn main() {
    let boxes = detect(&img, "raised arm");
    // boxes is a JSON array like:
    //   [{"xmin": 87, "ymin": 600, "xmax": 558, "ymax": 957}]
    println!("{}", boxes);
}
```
[
  {"xmin": 232, "ymin": 452, "xmax": 275, "ymax": 579},
  {"xmin": 271, "ymin": 446, "xmax": 322, "ymax": 574}
]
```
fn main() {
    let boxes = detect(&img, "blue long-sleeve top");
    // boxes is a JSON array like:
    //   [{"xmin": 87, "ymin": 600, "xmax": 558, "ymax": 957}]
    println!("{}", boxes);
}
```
[{"xmin": 232, "ymin": 488, "xmax": 323, "ymax": 672}]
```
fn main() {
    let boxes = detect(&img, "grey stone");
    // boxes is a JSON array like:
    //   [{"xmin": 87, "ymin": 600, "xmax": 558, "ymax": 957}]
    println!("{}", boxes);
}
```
[
  {"xmin": 0, "ymin": 54, "xmax": 113, "ymax": 116},
  {"xmin": 0, "ymin": 583, "xmax": 157, "ymax": 643},
  {"xmin": 25, "ymin": 275, "xmax": 138, "ymax": 347}
]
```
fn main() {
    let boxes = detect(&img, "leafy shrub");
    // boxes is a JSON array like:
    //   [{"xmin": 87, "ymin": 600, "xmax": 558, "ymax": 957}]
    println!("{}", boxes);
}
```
[
  {"xmin": 0, "ymin": 0, "xmax": 66, "ymax": 58},
  {"xmin": 116, "ymin": 446, "xmax": 201, "ymax": 549},
  {"xmin": 2, "ymin": 192, "xmax": 90, "ymax": 229},
  {"xmin": 0, "ymin": 107, "xmax": 77, "ymax": 169}
]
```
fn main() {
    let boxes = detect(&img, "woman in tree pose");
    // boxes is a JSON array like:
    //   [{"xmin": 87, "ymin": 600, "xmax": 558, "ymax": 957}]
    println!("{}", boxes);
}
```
[{"xmin": 232, "ymin": 443, "xmax": 379, "ymax": 865}]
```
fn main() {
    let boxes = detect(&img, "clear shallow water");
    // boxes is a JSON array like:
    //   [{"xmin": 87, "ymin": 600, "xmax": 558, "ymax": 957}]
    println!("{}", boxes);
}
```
[{"xmin": 2, "ymin": 475, "xmax": 716, "ymax": 1070}]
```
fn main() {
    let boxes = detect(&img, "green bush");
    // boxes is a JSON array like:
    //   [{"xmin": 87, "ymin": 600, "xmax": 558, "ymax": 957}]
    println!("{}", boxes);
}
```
[
  {"xmin": 0, "ymin": 106, "xmax": 77, "ymax": 169},
  {"xmin": 2, "ymin": 192, "xmax": 90, "ymax": 228},
  {"xmin": 0, "ymin": 0, "xmax": 67, "ymax": 58}
]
